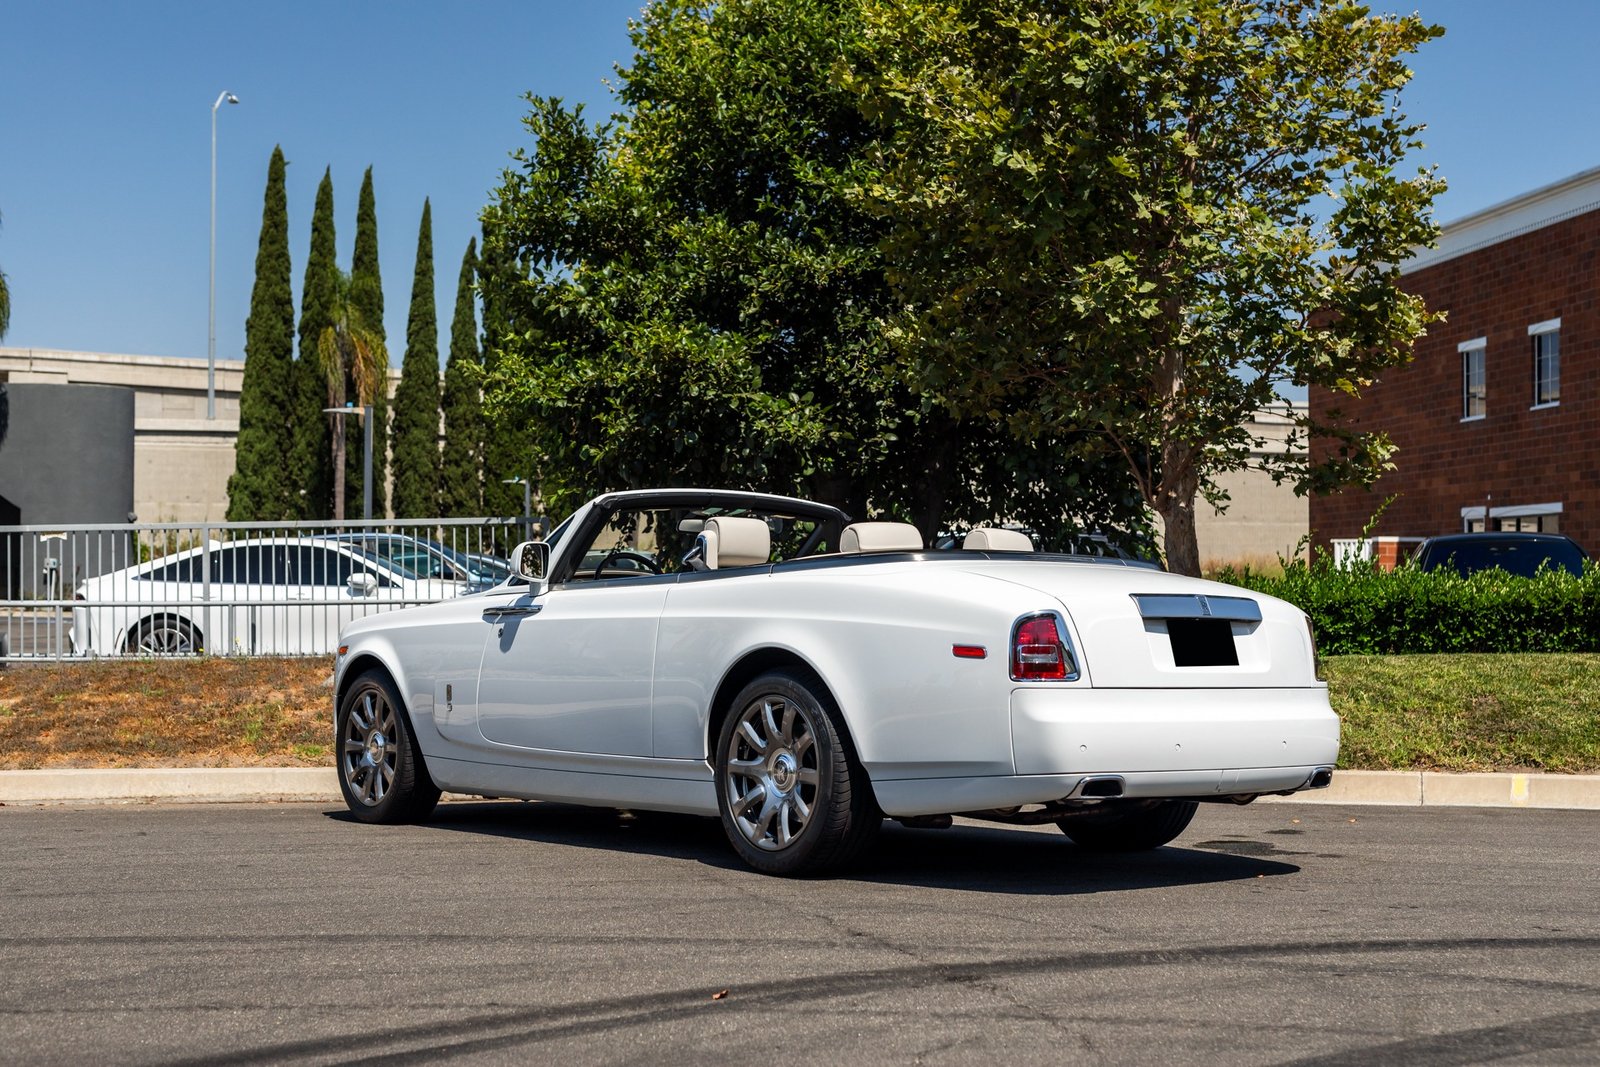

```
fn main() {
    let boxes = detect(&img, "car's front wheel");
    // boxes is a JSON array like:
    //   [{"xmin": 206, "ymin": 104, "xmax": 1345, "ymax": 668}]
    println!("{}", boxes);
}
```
[
  {"xmin": 337, "ymin": 668, "xmax": 440, "ymax": 824},
  {"xmin": 715, "ymin": 669, "xmax": 879, "ymax": 876},
  {"xmin": 1056, "ymin": 799, "xmax": 1198, "ymax": 852}
]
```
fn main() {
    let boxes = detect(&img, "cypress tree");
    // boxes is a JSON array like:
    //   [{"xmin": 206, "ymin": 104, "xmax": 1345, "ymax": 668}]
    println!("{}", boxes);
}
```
[
  {"xmin": 226, "ymin": 146, "xmax": 296, "ymax": 520},
  {"xmin": 390, "ymin": 200, "xmax": 441, "ymax": 518},
  {"xmin": 440, "ymin": 237, "xmax": 483, "ymax": 517},
  {"xmin": 290, "ymin": 168, "xmax": 337, "ymax": 519},
  {"xmin": 349, "ymin": 167, "xmax": 389, "ymax": 518}
]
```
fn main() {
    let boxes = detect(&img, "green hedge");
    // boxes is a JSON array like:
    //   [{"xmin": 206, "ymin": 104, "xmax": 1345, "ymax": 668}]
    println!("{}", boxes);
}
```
[{"xmin": 1218, "ymin": 560, "xmax": 1600, "ymax": 655}]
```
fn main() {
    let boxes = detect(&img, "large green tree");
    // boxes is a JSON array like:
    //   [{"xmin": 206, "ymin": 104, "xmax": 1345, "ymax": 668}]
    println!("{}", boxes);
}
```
[
  {"xmin": 227, "ymin": 146, "xmax": 296, "ymax": 521},
  {"xmin": 390, "ymin": 200, "xmax": 442, "ymax": 518},
  {"xmin": 480, "ymin": 0, "xmax": 1144, "ymax": 541},
  {"xmin": 290, "ymin": 168, "xmax": 339, "ymax": 519},
  {"xmin": 349, "ymin": 167, "xmax": 390, "ymax": 518},
  {"xmin": 844, "ymin": 0, "xmax": 1444, "ymax": 574},
  {"xmin": 477, "ymin": 227, "xmax": 537, "ymax": 523},
  {"xmin": 440, "ymin": 237, "xmax": 484, "ymax": 517}
]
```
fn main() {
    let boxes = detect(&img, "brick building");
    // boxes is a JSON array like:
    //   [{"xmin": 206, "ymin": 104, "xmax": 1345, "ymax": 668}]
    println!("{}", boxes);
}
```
[{"xmin": 1311, "ymin": 166, "xmax": 1599, "ymax": 563}]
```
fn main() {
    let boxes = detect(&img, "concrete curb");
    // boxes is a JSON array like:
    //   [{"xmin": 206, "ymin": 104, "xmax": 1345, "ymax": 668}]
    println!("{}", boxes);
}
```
[
  {"xmin": 1, "ymin": 767, "xmax": 1598, "ymax": 810},
  {"xmin": 1258, "ymin": 769, "xmax": 1600, "ymax": 810},
  {"xmin": 0, "ymin": 768, "xmax": 340, "ymax": 805}
]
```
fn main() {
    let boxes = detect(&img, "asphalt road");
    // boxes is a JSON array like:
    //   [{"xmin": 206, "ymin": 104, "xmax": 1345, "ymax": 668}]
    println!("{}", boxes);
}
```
[{"xmin": 2, "ymin": 801, "xmax": 1597, "ymax": 1066}]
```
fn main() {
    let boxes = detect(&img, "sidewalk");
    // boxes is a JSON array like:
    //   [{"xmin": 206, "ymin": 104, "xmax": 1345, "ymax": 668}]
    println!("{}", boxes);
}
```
[{"xmin": 2, "ymin": 767, "xmax": 1598, "ymax": 809}]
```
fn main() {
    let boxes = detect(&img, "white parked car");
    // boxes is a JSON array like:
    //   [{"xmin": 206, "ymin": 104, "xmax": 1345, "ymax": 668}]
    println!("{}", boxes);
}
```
[
  {"xmin": 333, "ymin": 488, "xmax": 1338, "ymax": 875},
  {"xmin": 72, "ymin": 538, "xmax": 469, "ymax": 657}
]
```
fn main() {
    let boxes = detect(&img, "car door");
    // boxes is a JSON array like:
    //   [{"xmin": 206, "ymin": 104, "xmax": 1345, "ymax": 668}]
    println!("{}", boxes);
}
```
[{"xmin": 474, "ymin": 577, "xmax": 672, "ymax": 758}]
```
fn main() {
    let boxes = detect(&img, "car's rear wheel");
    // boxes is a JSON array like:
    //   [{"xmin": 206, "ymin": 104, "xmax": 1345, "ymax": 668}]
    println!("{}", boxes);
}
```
[
  {"xmin": 125, "ymin": 616, "xmax": 201, "ymax": 656},
  {"xmin": 1056, "ymin": 799, "xmax": 1198, "ymax": 852},
  {"xmin": 337, "ymin": 668, "xmax": 440, "ymax": 824},
  {"xmin": 715, "ymin": 669, "xmax": 879, "ymax": 876}
]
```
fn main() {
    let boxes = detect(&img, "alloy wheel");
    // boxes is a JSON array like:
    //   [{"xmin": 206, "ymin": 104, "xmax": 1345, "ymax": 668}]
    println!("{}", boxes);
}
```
[
  {"xmin": 723, "ymin": 693, "xmax": 821, "ymax": 851},
  {"xmin": 342, "ymin": 687, "xmax": 399, "ymax": 807}
]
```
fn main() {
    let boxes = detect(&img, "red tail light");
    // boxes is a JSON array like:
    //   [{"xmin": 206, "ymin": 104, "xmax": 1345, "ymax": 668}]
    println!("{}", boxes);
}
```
[{"xmin": 1012, "ymin": 613, "xmax": 1070, "ymax": 680}]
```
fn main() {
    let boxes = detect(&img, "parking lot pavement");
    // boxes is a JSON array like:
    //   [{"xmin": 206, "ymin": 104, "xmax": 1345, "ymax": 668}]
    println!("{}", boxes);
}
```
[{"xmin": 2, "ymin": 801, "xmax": 1597, "ymax": 1066}]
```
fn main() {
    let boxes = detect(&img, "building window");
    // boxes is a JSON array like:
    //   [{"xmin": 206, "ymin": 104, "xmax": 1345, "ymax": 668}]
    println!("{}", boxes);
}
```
[
  {"xmin": 1458, "ymin": 338, "xmax": 1486, "ymax": 420},
  {"xmin": 1530, "ymin": 318, "xmax": 1560, "ymax": 407}
]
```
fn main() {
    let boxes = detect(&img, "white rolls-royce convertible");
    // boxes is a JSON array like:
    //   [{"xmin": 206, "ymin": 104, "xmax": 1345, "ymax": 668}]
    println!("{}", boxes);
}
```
[{"xmin": 333, "ymin": 488, "xmax": 1338, "ymax": 875}]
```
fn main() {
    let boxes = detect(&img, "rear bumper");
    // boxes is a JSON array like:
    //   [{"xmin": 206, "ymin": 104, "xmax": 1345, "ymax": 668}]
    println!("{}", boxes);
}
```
[{"xmin": 871, "ymin": 686, "xmax": 1339, "ymax": 818}]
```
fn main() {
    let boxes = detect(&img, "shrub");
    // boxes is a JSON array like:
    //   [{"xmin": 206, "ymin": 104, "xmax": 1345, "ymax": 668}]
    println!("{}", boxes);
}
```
[{"xmin": 1218, "ymin": 556, "xmax": 1600, "ymax": 655}]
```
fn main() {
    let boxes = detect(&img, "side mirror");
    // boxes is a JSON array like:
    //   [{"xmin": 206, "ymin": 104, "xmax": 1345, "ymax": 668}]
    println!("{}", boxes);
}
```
[
  {"xmin": 347, "ymin": 571, "xmax": 379, "ymax": 597},
  {"xmin": 512, "ymin": 541, "xmax": 549, "ymax": 583}
]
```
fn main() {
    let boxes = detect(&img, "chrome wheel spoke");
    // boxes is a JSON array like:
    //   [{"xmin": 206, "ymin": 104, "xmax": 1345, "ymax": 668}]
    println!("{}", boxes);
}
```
[
  {"xmin": 792, "ymin": 731, "xmax": 813, "ymax": 762},
  {"xmin": 796, "ymin": 767, "xmax": 818, "ymax": 788},
  {"xmin": 791, "ymin": 793, "xmax": 811, "ymax": 820},
  {"xmin": 343, "ymin": 739, "xmax": 365, "ymax": 754},
  {"xmin": 762, "ymin": 700, "xmax": 783, "ymax": 745},
  {"xmin": 738, "ymin": 720, "xmax": 766, "ymax": 753},
  {"xmin": 734, "ymin": 783, "xmax": 766, "ymax": 820},
  {"xmin": 728, "ymin": 757, "xmax": 764, "ymax": 779},
  {"xmin": 779, "ymin": 703, "xmax": 798, "ymax": 747}
]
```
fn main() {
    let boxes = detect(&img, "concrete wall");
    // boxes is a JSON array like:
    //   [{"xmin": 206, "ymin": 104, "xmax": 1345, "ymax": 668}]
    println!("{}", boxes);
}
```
[
  {"xmin": 0, "ymin": 348, "xmax": 403, "ymax": 523},
  {"xmin": 0, "ymin": 382, "xmax": 137, "ymax": 596},
  {"xmin": 1152, "ymin": 404, "xmax": 1310, "ymax": 569}
]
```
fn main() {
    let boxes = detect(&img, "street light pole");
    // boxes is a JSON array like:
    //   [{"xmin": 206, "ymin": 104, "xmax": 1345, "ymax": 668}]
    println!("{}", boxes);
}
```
[{"xmin": 209, "ymin": 90, "xmax": 239, "ymax": 421}]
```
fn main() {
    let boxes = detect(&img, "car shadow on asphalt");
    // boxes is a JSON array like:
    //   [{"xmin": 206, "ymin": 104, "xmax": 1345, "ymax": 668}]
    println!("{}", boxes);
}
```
[{"xmin": 327, "ymin": 801, "xmax": 1299, "ymax": 894}]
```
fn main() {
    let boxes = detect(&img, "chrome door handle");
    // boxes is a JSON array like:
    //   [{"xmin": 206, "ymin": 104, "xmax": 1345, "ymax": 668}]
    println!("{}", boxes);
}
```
[{"xmin": 481, "ymin": 605, "xmax": 542, "ymax": 620}]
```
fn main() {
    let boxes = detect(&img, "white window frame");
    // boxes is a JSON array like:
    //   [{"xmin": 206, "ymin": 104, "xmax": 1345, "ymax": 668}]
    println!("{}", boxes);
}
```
[
  {"xmin": 1529, "ymin": 318, "xmax": 1560, "ymax": 409},
  {"xmin": 1458, "ymin": 337, "xmax": 1486, "ymax": 421}
]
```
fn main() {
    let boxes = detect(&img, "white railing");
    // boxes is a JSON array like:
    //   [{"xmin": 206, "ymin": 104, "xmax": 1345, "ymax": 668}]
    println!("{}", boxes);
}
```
[{"xmin": 0, "ymin": 516, "xmax": 540, "ymax": 662}]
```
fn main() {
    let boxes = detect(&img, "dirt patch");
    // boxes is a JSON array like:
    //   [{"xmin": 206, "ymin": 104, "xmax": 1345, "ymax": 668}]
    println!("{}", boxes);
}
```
[{"xmin": 0, "ymin": 658, "xmax": 333, "ymax": 768}]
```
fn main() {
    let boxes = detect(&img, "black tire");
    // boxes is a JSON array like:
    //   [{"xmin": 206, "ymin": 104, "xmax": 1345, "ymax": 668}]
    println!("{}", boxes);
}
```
[
  {"xmin": 1056, "ymin": 799, "xmax": 1198, "ymax": 852},
  {"xmin": 125, "ymin": 615, "xmax": 201, "ymax": 655},
  {"xmin": 337, "ymin": 668, "xmax": 441, "ymax": 824},
  {"xmin": 715, "ymin": 668, "xmax": 879, "ymax": 876}
]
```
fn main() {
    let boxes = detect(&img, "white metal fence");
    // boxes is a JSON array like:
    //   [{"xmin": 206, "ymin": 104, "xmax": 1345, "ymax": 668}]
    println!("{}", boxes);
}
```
[{"xmin": 0, "ymin": 516, "xmax": 540, "ymax": 663}]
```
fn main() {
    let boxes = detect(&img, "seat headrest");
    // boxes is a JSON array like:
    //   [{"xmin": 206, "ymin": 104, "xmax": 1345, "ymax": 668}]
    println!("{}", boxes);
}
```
[
  {"xmin": 840, "ymin": 521, "xmax": 923, "ymax": 554},
  {"xmin": 962, "ymin": 527, "xmax": 1033, "ymax": 552},
  {"xmin": 705, "ymin": 516, "xmax": 771, "ymax": 568}
]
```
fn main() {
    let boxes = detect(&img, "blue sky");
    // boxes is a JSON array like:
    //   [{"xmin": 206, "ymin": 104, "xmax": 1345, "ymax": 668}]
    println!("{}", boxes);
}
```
[{"xmin": 1, "ymin": 0, "xmax": 1597, "ymax": 366}]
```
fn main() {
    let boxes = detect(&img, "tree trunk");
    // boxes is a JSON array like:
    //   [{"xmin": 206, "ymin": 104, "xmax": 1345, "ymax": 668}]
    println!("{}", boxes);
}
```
[
  {"xmin": 331, "ymin": 415, "xmax": 347, "ymax": 522},
  {"xmin": 1155, "ymin": 441, "xmax": 1202, "ymax": 577}
]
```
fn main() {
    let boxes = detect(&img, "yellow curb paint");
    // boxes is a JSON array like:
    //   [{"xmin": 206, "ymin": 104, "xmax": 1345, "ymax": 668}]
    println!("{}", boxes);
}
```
[{"xmin": 1510, "ymin": 774, "xmax": 1530, "ymax": 805}]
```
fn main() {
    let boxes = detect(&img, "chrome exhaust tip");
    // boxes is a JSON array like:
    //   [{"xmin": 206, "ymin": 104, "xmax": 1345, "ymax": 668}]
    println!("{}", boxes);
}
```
[
  {"xmin": 1307, "ymin": 767, "xmax": 1334, "ymax": 789},
  {"xmin": 1070, "ymin": 775, "xmax": 1126, "ymax": 799}
]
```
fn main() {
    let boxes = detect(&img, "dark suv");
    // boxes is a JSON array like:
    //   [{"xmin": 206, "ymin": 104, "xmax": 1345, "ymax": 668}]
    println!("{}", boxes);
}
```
[{"xmin": 1411, "ymin": 532, "xmax": 1588, "ymax": 578}]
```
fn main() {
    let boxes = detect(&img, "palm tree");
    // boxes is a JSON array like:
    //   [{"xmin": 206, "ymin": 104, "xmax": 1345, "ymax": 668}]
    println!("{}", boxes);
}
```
[{"xmin": 317, "ymin": 270, "xmax": 388, "ymax": 521}]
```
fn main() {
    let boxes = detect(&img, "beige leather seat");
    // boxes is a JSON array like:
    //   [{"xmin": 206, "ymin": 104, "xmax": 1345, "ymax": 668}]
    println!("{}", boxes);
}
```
[
  {"xmin": 695, "ymin": 516, "xmax": 772, "ymax": 570},
  {"xmin": 962, "ymin": 527, "xmax": 1033, "ymax": 552},
  {"xmin": 839, "ymin": 521, "xmax": 923, "ymax": 554}
]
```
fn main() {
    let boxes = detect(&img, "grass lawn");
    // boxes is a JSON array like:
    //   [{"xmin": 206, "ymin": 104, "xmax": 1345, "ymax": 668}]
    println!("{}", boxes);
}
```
[
  {"xmin": 1326, "ymin": 653, "xmax": 1600, "ymax": 773},
  {"xmin": 0, "ymin": 653, "xmax": 1596, "ymax": 774}
]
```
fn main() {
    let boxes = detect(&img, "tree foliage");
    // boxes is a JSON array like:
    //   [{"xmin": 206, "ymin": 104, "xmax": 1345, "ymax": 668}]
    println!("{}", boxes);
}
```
[
  {"xmin": 290, "ymin": 168, "xmax": 339, "ymax": 519},
  {"xmin": 227, "ymin": 146, "xmax": 297, "ymax": 521},
  {"xmin": 440, "ymin": 237, "xmax": 484, "ymax": 517},
  {"xmin": 842, "ymin": 0, "xmax": 1444, "ymax": 573},
  {"xmin": 477, "ymin": 226, "xmax": 538, "ymax": 523},
  {"xmin": 349, "ymin": 167, "xmax": 390, "ymax": 518},
  {"xmin": 390, "ymin": 200, "xmax": 443, "ymax": 518},
  {"xmin": 481, "ymin": 0, "xmax": 1145, "ymax": 540}
]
